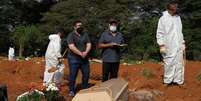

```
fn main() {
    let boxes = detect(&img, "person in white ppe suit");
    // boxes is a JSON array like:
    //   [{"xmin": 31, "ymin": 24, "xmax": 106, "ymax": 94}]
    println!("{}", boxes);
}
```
[
  {"xmin": 8, "ymin": 44, "xmax": 15, "ymax": 61},
  {"xmin": 156, "ymin": 2, "xmax": 185, "ymax": 85},
  {"xmin": 43, "ymin": 28, "xmax": 65, "ymax": 87}
]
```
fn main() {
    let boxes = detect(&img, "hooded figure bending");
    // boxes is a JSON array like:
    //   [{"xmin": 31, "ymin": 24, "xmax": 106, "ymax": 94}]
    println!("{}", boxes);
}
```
[
  {"xmin": 43, "ymin": 28, "xmax": 65, "ymax": 87},
  {"xmin": 156, "ymin": 2, "xmax": 186, "ymax": 85}
]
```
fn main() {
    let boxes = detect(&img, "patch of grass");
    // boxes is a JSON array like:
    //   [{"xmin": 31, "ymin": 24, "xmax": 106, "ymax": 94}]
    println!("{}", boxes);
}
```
[
  {"xmin": 18, "ymin": 56, "xmax": 25, "ymax": 60},
  {"xmin": 142, "ymin": 68, "xmax": 154, "ymax": 79},
  {"xmin": 147, "ymin": 59, "xmax": 160, "ymax": 63},
  {"xmin": 135, "ymin": 60, "xmax": 144, "ymax": 64},
  {"xmin": 196, "ymin": 72, "xmax": 201, "ymax": 81},
  {"xmin": 29, "ymin": 55, "xmax": 34, "ymax": 58},
  {"xmin": 120, "ymin": 59, "xmax": 144, "ymax": 65}
]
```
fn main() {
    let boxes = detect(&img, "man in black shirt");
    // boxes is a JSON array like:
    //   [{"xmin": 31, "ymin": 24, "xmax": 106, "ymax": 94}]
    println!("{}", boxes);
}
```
[{"xmin": 66, "ymin": 20, "xmax": 91, "ymax": 96}]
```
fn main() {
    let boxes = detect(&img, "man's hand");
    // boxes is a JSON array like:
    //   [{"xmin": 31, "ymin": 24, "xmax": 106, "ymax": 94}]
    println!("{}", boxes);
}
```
[
  {"xmin": 109, "ymin": 42, "xmax": 119, "ymax": 47},
  {"xmin": 81, "ymin": 51, "xmax": 88, "ymax": 58},
  {"xmin": 160, "ymin": 45, "xmax": 166, "ymax": 54},
  {"xmin": 69, "ymin": 44, "xmax": 84, "ymax": 56}
]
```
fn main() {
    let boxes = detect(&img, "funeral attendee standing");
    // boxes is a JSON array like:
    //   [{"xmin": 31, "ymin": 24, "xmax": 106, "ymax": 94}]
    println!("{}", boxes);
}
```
[
  {"xmin": 67, "ymin": 20, "xmax": 91, "ymax": 96},
  {"xmin": 43, "ymin": 28, "xmax": 65, "ymax": 86},
  {"xmin": 98, "ymin": 19, "xmax": 124, "ymax": 82},
  {"xmin": 156, "ymin": 2, "xmax": 185, "ymax": 85},
  {"xmin": 8, "ymin": 44, "xmax": 15, "ymax": 61}
]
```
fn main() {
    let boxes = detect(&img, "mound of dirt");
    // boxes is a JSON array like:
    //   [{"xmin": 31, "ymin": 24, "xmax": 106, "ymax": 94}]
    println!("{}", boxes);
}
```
[{"xmin": 0, "ymin": 57, "xmax": 201, "ymax": 101}]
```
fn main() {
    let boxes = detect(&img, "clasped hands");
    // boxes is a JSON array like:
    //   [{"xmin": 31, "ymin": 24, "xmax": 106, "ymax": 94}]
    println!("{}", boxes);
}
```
[{"xmin": 78, "ymin": 51, "xmax": 88, "ymax": 58}]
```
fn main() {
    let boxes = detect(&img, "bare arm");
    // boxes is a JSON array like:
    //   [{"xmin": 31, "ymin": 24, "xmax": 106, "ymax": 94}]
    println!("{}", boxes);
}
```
[
  {"xmin": 85, "ymin": 43, "xmax": 92, "ymax": 53},
  {"xmin": 68, "ymin": 44, "xmax": 82, "ymax": 56},
  {"xmin": 98, "ymin": 43, "xmax": 116, "ymax": 48},
  {"xmin": 81, "ymin": 43, "xmax": 92, "ymax": 58}
]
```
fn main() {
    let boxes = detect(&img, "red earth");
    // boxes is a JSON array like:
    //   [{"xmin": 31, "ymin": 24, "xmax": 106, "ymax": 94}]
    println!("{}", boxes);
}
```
[{"xmin": 0, "ymin": 57, "xmax": 201, "ymax": 101}]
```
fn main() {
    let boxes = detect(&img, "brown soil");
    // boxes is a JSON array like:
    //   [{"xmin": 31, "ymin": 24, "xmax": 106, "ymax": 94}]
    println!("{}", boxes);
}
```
[{"xmin": 0, "ymin": 57, "xmax": 201, "ymax": 101}]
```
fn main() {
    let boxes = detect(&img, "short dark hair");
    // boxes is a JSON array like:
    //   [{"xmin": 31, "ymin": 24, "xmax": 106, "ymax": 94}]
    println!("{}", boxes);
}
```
[
  {"xmin": 167, "ymin": 1, "xmax": 178, "ymax": 10},
  {"xmin": 109, "ymin": 19, "xmax": 118, "ymax": 25},
  {"xmin": 73, "ymin": 20, "xmax": 82, "ymax": 26},
  {"xmin": 56, "ymin": 27, "xmax": 65, "ymax": 34}
]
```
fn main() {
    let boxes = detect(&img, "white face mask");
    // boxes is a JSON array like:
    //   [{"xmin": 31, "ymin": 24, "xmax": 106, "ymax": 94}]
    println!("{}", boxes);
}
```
[{"xmin": 109, "ymin": 25, "xmax": 117, "ymax": 32}]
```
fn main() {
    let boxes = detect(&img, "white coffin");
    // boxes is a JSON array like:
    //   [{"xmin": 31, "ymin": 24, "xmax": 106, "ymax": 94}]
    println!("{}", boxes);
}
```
[{"xmin": 72, "ymin": 78, "xmax": 128, "ymax": 101}]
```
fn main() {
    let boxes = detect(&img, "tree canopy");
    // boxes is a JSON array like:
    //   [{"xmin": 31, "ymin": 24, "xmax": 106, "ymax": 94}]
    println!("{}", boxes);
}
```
[{"xmin": 0, "ymin": 0, "xmax": 200, "ymax": 60}]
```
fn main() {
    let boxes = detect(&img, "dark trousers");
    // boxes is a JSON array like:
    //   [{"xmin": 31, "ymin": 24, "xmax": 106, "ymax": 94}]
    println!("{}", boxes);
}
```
[
  {"xmin": 67, "ymin": 54, "xmax": 90, "ymax": 93},
  {"xmin": 102, "ymin": 62, "xmax": 120, "ymax": 82}
]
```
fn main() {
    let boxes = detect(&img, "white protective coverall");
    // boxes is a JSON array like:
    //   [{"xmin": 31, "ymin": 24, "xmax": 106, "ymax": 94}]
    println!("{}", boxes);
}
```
[
  {"xmin": 156, "ymin": 11, "xmax": 185, "ymax": 84},
  {"xmin": 43, "ymin": 34, "xmax": 64, "ymax": 86},
  {"xmin": 8, "ymin": 47, "xmax": 15, "ymax": 60}
]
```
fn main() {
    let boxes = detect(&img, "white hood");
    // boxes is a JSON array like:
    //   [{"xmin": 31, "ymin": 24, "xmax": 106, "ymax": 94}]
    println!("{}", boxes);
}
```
[
  {"xmin": 45, "ymin": 34, "xmax": 62, "ymax": 59},
  {"xmin": 49, "ymin": 34, "xmax": 60, "ymax": 41},
  {"xmin": 163, "ymin": 11, "xmax": 170, "ymax": 16},
  {"xmin": 162, "ymin": 11, "xmax": 179, "ymax": 17}
]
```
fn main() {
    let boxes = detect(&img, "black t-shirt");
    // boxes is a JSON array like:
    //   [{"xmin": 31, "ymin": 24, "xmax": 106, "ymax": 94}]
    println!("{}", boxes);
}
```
[{"xmin": 67, "ymin": 31, "xmax": 91, "ymax": 56}]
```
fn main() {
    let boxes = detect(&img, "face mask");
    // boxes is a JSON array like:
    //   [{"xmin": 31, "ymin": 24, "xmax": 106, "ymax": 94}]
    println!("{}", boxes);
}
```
[
  {"xmin": 109, "ymin": 25, "xmax": 117, "ymax": 32},
  {"xmin": 76, "ymin": 27, "xmax": 84, "ymax": 34}
]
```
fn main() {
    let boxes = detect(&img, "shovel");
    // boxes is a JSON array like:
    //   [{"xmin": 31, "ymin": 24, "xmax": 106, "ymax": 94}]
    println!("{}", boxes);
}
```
[{"xmin": 48, "ymin": 48, "xmax": 68, "ymax": 73}]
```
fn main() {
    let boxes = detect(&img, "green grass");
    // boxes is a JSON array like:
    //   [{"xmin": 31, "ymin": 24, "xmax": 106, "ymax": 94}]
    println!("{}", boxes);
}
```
[
  {"xmin": 196, "ymin": 72, "xmax": 201, "ymax": 81},
  {"xmin": 120, "ymin": 59, "xmax": 144, "ymax": 65},
  {"xmin": 18, "ymin": 56, "xmax": 25, "ymax": 60},
  {"xmin": 141, "ymin": 68, "xmax": 154, "ymax": 79}
]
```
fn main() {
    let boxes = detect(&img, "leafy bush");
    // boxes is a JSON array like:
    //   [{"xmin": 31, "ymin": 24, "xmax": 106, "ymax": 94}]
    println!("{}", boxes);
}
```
[{"xmin": 16, "ymin": 90, "xmax": 45, "ymax": 101}]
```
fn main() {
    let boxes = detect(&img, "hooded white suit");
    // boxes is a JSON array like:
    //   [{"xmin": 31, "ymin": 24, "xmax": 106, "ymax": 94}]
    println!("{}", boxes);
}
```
[
  {"xmin": 8, "ymin": 47, "xmax": 15, "ymax": 60},
  {"xmin": 43, "ymin": 34, "xmax": 64, "ymax": 86},
  {"xmin": 156, "ymin": 11, "xmax": 185, "ymax": 84}
]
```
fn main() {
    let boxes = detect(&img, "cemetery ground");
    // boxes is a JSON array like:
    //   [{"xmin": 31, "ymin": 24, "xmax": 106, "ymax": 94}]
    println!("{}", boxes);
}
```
[{"xmin": 0, "ymin": 57, "xmax": 201, "ymax": 101}]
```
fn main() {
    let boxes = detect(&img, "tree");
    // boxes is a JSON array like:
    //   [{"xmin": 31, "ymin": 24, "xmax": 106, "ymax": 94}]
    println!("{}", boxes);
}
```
[
  {"xmin": 39, "ymin": 0, "xmax": 131, "ymax": 34},
  {"xmin": 1, "ymin": 0, "xmax": 200, "ymax": 61},
  {"xmin": 11, "ymin": 25, "xmax": 42, "ymax": 57},
  {"xmin": 39, "ymin": 0, "xmax": 132, "ymax": 57},
  {"xmin": 180, "ymin": 0, "xmax": 201, "ymax": 60},
  {"xmin": 0, "ymin": 0, "xmax": 52, "ymax": 55}
]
